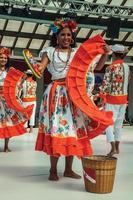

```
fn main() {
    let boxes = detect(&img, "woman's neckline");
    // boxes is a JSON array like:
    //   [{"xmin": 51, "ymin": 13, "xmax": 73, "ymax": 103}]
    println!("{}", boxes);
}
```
[
  {"xmin": 0, "ymin": 67, "xmax": 6, "ymax": 71},
  {"xmin": 54, "ymin": 46, "xmax": 75, "ymax": 53}
]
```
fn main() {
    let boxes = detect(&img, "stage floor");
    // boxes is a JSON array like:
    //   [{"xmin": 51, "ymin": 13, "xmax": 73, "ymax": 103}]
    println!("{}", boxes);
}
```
[{"xmin": 0, "ymin": 126, "xmax": 133, "ymax": 200}]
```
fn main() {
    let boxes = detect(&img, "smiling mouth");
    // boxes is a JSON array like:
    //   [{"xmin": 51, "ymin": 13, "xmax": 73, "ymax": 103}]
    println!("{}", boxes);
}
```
[{"xmin": 63, "ymin": 41, "xmax": 70, "ymax": 44}]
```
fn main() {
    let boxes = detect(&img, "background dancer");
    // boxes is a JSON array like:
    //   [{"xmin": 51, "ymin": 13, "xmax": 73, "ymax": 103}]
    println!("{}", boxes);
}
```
[
  {"xmin": 0, "ymin": 47, "xmax": 31, "ymax": 152},
  {"xmin": 100, "ymin": 44, "xmax": 130, "ymax": 156},
  {"xmin": 22, "ymin": 69, "xmax": 37, "ymax": 133}
]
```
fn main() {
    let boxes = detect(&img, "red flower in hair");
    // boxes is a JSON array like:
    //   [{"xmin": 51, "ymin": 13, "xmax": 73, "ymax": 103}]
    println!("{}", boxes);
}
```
[
  {"xmin": 61, "ymin": 21, "xmax": 68, "ymax": 28},
  {"xmin": 68, "ymin": 20, "xmax": 77, "ymax": 32},
  {"xmin": 50, "ymin": 18, "xmax": 77, "ymax": 33},
  {"xmin": 0, "ymin": 47, "xmax": 10, "ymax": 57}
]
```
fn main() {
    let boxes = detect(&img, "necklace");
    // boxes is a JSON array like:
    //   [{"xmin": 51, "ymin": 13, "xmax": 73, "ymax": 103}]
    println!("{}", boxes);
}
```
[
  {"xmin": 57, "ymin": 47, "xmax": 71, "ymax": 63},
  {"xmin": 52, "ymin": 47, "xmax": 72, "ymax": 72}
]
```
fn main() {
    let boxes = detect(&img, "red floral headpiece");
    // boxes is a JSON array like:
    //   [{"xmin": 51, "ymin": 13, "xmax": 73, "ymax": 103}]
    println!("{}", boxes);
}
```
[
  {"xmin": 50, "ymin": 18, "xmax": 78, "ymax": 33},
  {"xmin": 0, "ymin": 47, "xmax": 10, "ymax": 57}
]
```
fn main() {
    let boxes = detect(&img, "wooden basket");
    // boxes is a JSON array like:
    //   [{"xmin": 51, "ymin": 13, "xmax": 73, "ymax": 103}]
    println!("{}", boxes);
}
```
[{"xmin": 82, "ymin": 155, "xmax": 117, "ymax": 194}]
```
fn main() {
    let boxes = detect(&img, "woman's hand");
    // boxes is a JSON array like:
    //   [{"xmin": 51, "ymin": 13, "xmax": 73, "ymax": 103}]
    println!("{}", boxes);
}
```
[
  {"xmin": 103, "ymin": 45, "xmax": 111, "ymax": 54},
  {"xmin": 38, "ymin": 53, "xmax": 49, "ymax": 75},
  {"xmin": 37, "ymin": 63, "xmax": 45, "ymax": 75}
]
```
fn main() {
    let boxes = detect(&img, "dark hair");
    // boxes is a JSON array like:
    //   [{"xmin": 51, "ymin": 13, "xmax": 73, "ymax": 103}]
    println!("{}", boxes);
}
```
[
  {"xmin": 50, "ymin": 27, "xmax": 77, "ymax": 48},
  {"xmin": 5, "ymin": 57, "xmax": 10, "ymax": 71},
  {"xmin": 27, "ymin": 74, "xmax": 33, "ymax": 77},
  {"xmin": 113, "ymin": 52, "xmax": 127, "ymax": 59},
  {"xmin": 27, "ymin": 73, "xmax": 36, "ymax": 81}
]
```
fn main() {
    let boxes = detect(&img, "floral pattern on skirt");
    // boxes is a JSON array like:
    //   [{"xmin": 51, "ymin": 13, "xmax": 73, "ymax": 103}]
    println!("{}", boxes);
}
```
[
  {"xmin": 0, "ymin": 95, "xmax": 28, "ymax": 138},
  {"xmin": 35, "ymin": 81, "xmax": 97, "ymax": 157}
]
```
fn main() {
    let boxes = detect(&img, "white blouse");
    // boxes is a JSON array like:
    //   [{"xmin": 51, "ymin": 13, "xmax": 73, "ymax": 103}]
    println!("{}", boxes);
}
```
[
  {"xmin": 40, "ymin": 47, "xmax": 77, "ymax": 80},
  {"xmin": 0, "ymin": 70, "xmax": 7, "ymax": 86}
]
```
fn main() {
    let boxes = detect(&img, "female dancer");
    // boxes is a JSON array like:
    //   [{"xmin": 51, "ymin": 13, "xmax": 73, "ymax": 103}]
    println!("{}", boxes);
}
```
[
  {"xmin": 35, "ymin": 18, "xmax": 110, "ymax": 180},
  {"xmin": 0, "ymin": 47, "xmax": 30, "ymax": 152}
]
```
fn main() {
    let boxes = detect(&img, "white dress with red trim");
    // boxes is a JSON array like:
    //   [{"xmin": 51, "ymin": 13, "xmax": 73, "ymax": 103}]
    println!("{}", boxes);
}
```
[
  {"xmin": 0, "ymin": 68, "xmax": 33, "ymax": 138},
  {"xmin": 35, "ymin": 35, "xmax": 113, "ymax": 158}
]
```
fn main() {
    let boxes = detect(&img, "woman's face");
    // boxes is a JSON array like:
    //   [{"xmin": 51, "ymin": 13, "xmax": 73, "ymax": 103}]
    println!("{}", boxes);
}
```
[
  {"xmin": 0, "ymin": 53, "xmax": 8, "ymax": 68},
  {"xmin": 57, "ymin": 27, "xmax": 72, "ymax": 49}
]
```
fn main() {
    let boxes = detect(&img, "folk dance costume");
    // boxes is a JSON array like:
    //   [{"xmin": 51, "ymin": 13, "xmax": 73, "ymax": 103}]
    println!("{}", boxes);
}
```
[
  {"xmin": 0, "ymin": 62, "xmax": 33, "ymax": 138},
  {"xmin": 86, "ymin": 54, "xmax": 102, "ymax": 98},
  {"xmin": 100, "ymin": 58, "xmax": 129, "ymax": 143},
  {"xmin": 22, "ymin": 70, "xmax": 37, "ymax": 129},
  {"xmin": 35, "ymin": 35, "xmax": 113, "ymax": 158}
]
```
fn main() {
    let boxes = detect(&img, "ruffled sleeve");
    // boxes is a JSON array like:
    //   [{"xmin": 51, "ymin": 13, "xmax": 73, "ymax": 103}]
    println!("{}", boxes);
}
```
[{"xmin": 39, "ymin": 47, "xmax": 54, "ymax": 61}]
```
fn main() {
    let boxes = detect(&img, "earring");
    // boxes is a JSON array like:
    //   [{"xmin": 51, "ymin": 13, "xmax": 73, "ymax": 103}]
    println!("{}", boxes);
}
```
[{"xmin": 71, "ymin": 39, "xmax": 74, "ymax": 44}]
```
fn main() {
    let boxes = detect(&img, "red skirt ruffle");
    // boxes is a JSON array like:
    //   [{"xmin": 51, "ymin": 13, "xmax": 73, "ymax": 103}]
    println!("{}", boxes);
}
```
[
  {"xmin": 0, "ymin": 67, "xmax": 33, "ymax": 138},
  {"xmin": 35, "ymin": 124, "xmax": 93, "ymax": 158},
  {"xmin": 0, "ymin": 122, "xmax": 26, "ymax": 138}
]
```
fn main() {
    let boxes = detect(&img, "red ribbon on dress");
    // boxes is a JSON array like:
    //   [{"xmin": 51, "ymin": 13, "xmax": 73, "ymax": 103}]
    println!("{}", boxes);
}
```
[{"xmin": 49, "ymin": 80, "xmax": 66, "ymax": 118}]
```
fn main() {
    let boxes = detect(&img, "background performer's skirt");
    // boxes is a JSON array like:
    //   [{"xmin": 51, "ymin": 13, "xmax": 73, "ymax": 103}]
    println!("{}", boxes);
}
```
[{"xmin": 0, "ymin": 95, "xmax": 28, "ymax": 138}]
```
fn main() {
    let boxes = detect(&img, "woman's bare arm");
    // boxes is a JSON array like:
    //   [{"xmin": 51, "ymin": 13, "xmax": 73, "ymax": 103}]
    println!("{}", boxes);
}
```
[
  {"xmin": 95, "ymin": 54, "xmax": 108, "ymax": 71},
  {"xmin": 38, "ymin": 52, "xmax": 50, "ymax": 75},
  {"xmin": 95, "ymin": 45, "xmax": 110, "ymax": 71}
]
